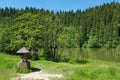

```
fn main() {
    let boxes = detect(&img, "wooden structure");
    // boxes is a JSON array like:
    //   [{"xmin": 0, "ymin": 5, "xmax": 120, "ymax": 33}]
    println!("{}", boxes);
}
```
[
  {"xmin": 17, "ymin": 47, "xmax": 30, "ymax": 61},
  {"xmin": 17, "ymin": 47, "xmax": 31, "ymax": 69}
]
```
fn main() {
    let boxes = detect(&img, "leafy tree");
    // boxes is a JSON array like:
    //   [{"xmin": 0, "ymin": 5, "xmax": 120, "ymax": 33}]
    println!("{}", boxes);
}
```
[{"xmin": 0, "ymin": 2, "xmax": 120, "ymax": 61}]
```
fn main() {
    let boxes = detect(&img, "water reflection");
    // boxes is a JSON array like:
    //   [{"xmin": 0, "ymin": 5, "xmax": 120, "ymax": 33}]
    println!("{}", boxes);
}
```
[{"xmin": 62, "ymin": 48, "xmax": 120, "ymax": 62}]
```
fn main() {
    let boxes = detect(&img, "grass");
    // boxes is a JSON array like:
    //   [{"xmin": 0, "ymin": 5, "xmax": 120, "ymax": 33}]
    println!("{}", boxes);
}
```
[
  {"xmin": 0, "ymin": 53, "xmax": 120, "ymax": 80},
  {"xmin": 68, "ymin": 61, "xmax": 120, "ymax": 80},
  {"xmin": 0, "ymin": 53, "xmax": 19, "ymax": 80}
]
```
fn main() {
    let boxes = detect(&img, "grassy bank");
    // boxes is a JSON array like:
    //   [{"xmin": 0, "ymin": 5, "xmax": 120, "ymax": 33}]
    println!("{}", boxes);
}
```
[
  {"xmin": 33, "ymin": 59, "xmax": 120, "ymax": 80},
  {"xmin": 0, "ymin": 53, "xmax": 19, "ymax": 80},
  {"xmin": 0, "ymin": 53, "xmax": 120, "ymax": 80}
]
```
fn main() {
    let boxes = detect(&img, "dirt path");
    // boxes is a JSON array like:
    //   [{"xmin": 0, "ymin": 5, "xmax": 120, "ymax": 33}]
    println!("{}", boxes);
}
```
[{"xmin": 12, "ymin": 71, "xmax": 63, "ymax": 80}]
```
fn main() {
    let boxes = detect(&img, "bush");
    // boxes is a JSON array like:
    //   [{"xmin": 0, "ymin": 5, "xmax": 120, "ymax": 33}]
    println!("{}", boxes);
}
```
[
  {"xmin": 105, "ymin": 41, "xmax": 112, "ymax": 48},
  {"xmin": 69, "ymin": 58, "xmax": 88, "ymax": 64},
  {"xmin": 76, "ymin": 59, "xmax": 89, "ymax": 64},
  {"xmin": 87, "ymin": 36, "xmax": 102, "ymax": 48},
  {"xmin": 105, "ymin": 40, "xmax": 118, "ymax": 48},
  {"xmin": 59, "ymin": 57, "xmax": 70, "ymax": 62},
  {"xmin": 31, "ymin": 53, "xmax": 39, "ymax": 61},
  {"xmin": 117, "ymin": 44, "xmax": 120, "ymax": 49}
]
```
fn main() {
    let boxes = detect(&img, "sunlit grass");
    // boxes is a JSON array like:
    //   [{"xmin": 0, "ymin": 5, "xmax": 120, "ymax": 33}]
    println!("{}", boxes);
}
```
[
  {"xmin": 0, "ymin": 53, "xmax": 19, "ymax": 80},
  {"xmin": 31, "ymin": 59, "xmax": 120, "ymax": 80},
  {"xmin": 68, "ymin": 60, "xmax": 120, "ymax": 80},
  {"xmin": 0, "ymin": 53, "xmax": 120, "ymax": 80}
]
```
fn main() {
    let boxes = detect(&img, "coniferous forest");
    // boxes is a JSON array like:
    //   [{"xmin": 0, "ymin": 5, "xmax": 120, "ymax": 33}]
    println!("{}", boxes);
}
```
[{"xmin": 0, "ymin": 2, "xmax": 120, "ymax": 60}]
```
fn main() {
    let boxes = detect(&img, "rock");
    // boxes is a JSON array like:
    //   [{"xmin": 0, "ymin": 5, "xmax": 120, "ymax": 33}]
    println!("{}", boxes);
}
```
[{"xmin": 17, "ymin": 61, "xmax": 30, "ymax": 69}]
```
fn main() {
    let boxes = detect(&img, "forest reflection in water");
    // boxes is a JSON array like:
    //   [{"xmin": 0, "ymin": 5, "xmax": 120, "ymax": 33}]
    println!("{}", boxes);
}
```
[{"xmin": 62, "ymin": 48, "xmax": 120, "ymax": 62}]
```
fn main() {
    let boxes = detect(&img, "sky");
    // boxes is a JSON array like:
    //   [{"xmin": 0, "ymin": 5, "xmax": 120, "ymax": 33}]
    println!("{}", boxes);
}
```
[{"xmin": 0, "ymin": 0, "xmax": 120, "ymax": 11}]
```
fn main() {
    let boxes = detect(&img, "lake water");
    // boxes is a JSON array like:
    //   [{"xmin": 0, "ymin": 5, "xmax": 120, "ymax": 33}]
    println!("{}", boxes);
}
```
[{"xmin": 62, "ymin": 48, "xmax": 120, "ymax": 62}]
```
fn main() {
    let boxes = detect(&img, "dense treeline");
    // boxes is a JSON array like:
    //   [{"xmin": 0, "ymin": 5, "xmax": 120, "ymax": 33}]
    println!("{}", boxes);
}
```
[{"xmin": 0, "ymin": 2, "xmax": 120, "ymax": 60}]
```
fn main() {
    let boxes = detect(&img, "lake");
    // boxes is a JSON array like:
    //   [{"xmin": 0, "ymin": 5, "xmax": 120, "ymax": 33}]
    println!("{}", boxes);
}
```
[{"xmin": 62, "ymin": 48, "xmax": 120, "ymax": 62}]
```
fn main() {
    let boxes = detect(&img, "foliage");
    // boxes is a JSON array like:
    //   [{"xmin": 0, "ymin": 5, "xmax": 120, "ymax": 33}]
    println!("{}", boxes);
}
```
[
  {"xmin": 31, "ymin": 52, "xmax": 39, "ymax": 60},
  {"xmin": 87, "ymin": 36, "xmax": 102, "ymax": 48},
  {"xmin": 69, "ymin": 58, "xmax": 88, "ymax": 64},
  {"xmin": 0, "ymin": 2, "xmax": 120, "ymax": 60}
]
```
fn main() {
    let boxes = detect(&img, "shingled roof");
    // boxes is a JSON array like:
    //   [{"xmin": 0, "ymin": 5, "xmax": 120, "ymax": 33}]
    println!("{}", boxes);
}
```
[{"xmin": 16, "ymin": 47, "xmax": 30, "ymax": 54}]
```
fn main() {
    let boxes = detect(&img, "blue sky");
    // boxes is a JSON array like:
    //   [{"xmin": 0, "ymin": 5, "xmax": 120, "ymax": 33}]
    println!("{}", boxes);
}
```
[{"xmin": 0, "ymin": 0, "xmax": 120, "ymax": 11}]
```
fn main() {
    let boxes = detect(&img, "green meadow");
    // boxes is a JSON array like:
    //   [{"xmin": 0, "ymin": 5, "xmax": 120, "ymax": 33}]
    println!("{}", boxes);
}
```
[
  {"xmin": 0, "ymin": 53, "xmax": 19, "ymax": 80},
  {"xmin": 0, "ymin": 53, "xmax": 120, "ymax": 80}
]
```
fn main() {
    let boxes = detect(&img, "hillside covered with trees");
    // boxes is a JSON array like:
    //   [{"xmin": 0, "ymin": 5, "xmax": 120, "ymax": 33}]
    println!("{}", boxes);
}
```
[{"xmin": 0, "ymin": 2, "xmax": 120, "ymax": 60}]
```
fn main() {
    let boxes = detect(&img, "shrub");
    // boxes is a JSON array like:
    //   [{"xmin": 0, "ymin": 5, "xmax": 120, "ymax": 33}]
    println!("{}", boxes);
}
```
[
  {"xmin": 117, "ymin": 44, "xmax": 120, "ymax": 49},
  {"xmin": 87, "ymin": 36, "xmax": 102, "ymax": 48},
  {"xmin": 31, "ymin": 53, "xmax": 39, "ymax": 61},
  {"xmin": 69, "ymin": 58, "xmax": 88, "ymax": 64},
  {"xmin": 60, "ymin": 57, "xmax": 70, "ymax": 62}
]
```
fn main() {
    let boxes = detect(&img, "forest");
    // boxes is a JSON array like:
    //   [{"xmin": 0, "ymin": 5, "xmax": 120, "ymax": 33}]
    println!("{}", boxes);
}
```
[{"xmin": 0, "ymin": 2, "xmax": 120, "ymax": 61}]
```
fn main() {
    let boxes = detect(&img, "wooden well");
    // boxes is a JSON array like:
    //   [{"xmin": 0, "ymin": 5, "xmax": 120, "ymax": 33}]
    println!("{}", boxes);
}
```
[{"xmin": 17, "ymin": 47, "xmax": 31, "ymax": 69}]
